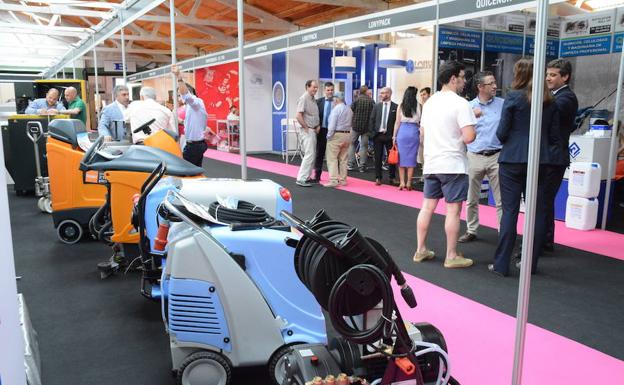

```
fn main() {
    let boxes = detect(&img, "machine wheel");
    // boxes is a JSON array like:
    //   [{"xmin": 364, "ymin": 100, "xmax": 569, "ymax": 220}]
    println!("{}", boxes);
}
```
[
  {"xmin": 268, "ymin": 344, "xmax": 302, "ymax": 385},
  {"xmin": 57, "ymin": 220, "xmax": 83, "ymax": 244},
  {"xmin": 177, "ymin": 351, "xmax": 232, "ymax": 385},
  {"xmin": 42, "ymin": 197, "xmax": 52, "ymax": 214}
]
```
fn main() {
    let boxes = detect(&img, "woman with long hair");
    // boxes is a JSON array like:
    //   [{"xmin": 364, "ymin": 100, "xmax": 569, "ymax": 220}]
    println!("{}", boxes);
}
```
[
  {"xmin": 392, "ymin": 86, "xmax": 422, "ymax": 190},
  {"xmin": 489, "ymin": 58, "xmax": 561, "ymax": 277}
]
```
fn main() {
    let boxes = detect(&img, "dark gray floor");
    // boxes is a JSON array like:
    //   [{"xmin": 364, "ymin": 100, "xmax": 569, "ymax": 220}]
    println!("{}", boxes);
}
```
[{"xmin": 8, "ymin": 155, "xmax": 624, "ymax": 385}]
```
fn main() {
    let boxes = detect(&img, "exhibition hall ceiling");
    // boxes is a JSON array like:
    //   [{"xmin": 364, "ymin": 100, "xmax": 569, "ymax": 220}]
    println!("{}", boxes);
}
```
[{"xmin": 0, "ymin": 0, "xmax": 618, "ymax": 70}]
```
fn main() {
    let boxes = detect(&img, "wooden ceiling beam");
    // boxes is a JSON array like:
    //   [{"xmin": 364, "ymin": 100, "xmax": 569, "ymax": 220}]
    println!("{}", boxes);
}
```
[
  {"xmin": 140, "ymin": 14, "xmax": 290, "ymax": 31},
  {"xmin": 291, "ymin": 0, "xmax": 386, "ymax": 11},
  {"xmin": 214, "ymin": 0, "xmax": 298, "ymax": 31}
]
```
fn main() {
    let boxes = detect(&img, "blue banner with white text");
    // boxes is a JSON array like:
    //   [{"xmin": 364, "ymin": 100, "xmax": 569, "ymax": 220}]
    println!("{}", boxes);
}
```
[
  {"xmin": 439, "ymin": 27, "xmax": 482, "ymax": 51},
  {"xmin": 560, "ymin": 35, "xmax": 612, "ymax": 57}
]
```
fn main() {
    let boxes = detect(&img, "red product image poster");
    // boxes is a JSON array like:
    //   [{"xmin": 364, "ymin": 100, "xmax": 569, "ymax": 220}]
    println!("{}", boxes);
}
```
[{"xmin": 195, "ymin": 62, "xmax": 240, "ymax": 134}]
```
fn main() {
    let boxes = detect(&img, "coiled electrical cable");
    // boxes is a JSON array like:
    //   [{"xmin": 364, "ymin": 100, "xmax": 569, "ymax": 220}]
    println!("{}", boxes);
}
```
[{"xmin": 208, "ymin": 200, "xmax": 278, "ymax": 227}]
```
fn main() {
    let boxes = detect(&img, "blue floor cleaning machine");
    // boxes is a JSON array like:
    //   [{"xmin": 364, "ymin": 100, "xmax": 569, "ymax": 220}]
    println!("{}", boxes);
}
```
[
  {"xmin": 268, "ymin": 210, "xmax": 461, "ymax": 385},
  {"xmin": 132, "ymin": 163, "xmax": 294, "ymax": 299},
  {"xmin": 156, "ymin": 190, "xmax": 327, "ymax": 385}
]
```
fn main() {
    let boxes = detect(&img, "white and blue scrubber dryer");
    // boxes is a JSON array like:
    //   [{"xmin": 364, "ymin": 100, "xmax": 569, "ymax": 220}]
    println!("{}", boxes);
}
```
[{"xmin": 137, "ymin": 166, "xmax": 326, "ymax": 385}]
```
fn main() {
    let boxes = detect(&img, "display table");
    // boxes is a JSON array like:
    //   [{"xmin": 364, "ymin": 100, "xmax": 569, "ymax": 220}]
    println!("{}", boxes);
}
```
[{"xmin": 216, "ymin": 119, "xmax": 239, "ymax": 153}]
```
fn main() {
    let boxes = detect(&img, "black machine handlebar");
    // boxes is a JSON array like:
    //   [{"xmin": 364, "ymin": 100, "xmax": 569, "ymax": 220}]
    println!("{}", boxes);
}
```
[
  {"xmin": 132, "ymin": 118, "xmax": 156, "ymax": 134},
  {"xmin": 79, "ymin": 135, "xmax": 105, "ymax": 171}
]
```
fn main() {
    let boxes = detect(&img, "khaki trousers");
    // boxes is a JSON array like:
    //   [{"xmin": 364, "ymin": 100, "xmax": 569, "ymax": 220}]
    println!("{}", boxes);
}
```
[
  {"xmin": 466, "ymin": 151, "xmax": 502, "ymax": 234},
  {"xmin": 325, "ymin": 132, "xmax": 351, "ymax": 183}
]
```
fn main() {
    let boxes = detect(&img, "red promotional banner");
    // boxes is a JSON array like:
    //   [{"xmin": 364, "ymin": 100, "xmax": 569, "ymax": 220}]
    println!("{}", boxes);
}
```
[{"xmin": 195, "ymin": 62, "xmax": 240, "ymax": 133}]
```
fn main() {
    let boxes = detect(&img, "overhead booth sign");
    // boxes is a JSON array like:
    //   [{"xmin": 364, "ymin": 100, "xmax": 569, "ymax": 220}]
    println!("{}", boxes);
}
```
[{"xmin": 560, "ymin": 12, "xmax": 614, "ymax": 57}]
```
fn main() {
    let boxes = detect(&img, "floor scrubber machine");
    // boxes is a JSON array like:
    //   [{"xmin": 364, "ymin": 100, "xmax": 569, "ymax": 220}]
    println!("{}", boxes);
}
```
[
  {"xmin": 46, "ymin": 119, "xmax": 108, "ymax": 243},
  {"xmin": 156, "ymin": 190, "xmax": 327, "ymax": 385},
  {"xmin": 132, "ymin": 163, "xmax": 293, "ymax": 299},
  {"xmin": 78, "ymin": 136, "xmax": 205, "ymax": 276},
  {"xmin": 268, "ymin": 210, "xmax": 460, "ymax": 385}
]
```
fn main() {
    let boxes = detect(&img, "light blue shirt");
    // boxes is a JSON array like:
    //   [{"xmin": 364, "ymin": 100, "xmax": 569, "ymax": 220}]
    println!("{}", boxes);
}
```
[
  {"xmin": 322, "ymin": 99, "xmax": 332, "ymax": 128},
  {"xmin": 181, "ymin": 92, "xmax": 208, "ymax": 141},
  {"xmin": 468, "ymin": 96, "xmax": 504, "ymax": 153},
  {"xmin": 326, "ymin": 102, "xmax": 353, "ymax": 138},
  {"xmin": 24, "ymin": 98, "xmax": 65, "ymax": 114}
]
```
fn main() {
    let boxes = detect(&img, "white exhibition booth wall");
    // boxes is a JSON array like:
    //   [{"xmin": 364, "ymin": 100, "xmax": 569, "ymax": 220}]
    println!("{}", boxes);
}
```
[{"xmin": 0, "ymin": 137, "xmax": 27, "ymax": 385}]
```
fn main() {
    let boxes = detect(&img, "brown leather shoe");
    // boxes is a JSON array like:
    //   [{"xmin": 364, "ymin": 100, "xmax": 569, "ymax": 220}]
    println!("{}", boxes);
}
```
[
  {"xmin": 375, "ymin": 178, "xmax": 381, "ymax": 186},
  {"xmin": 458, "ymin": 232, "xmax": 477, "ymax": 243}
]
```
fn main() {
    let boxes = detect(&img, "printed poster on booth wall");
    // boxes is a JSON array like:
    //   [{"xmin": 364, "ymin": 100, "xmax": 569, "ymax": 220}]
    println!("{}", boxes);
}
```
[
  {"xmin": 614, "ymin": 8, "xmax": 624, "ymax": 52},
  {"xmin": 195, "ymin": 62, "xmax": 240, "ymax": 138},
  {"xmin": 484, "ymin": 13, "xmax": 525, "ymax": 33},
  {"xmin": 560, "ymin": 10, "xmax": 614, "ymax": 57},
  {"xmin": 560, "ymin": 11, "xmax": 613, "ymax": 38}
]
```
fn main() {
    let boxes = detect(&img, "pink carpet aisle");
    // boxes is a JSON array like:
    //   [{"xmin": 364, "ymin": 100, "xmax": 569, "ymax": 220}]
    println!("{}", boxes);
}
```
[{"xmin": 204, "ymin": 149, "xmax": 624, "ymax": 384}]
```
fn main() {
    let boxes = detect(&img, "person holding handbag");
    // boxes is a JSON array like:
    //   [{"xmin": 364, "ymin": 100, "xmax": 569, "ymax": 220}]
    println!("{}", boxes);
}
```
[{"xmin": 393, "ymin": 86, "xmax": 422, "ymax": 191}]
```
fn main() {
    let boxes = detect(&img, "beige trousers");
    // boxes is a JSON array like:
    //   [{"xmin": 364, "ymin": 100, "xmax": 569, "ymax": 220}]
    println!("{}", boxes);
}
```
[
  {"xmin": 466, "ymin": 151, "xmax": 502, "ymax": 234},
  {"xmin": 325, "ymin": 132, "xmax": 351, "ymax": 183}
]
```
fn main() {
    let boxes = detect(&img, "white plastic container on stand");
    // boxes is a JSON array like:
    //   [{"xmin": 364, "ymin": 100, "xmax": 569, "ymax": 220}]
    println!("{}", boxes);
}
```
[
  {"xmin": 568, "ymin": 162, "xmax": 601, "ymax": 198},
  {"xmin": 565, "ymin": 196, "xmax": 599, "ymax": 230}
]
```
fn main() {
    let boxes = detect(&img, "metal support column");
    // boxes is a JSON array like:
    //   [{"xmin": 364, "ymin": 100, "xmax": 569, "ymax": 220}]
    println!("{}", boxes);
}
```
[
  {"xmin": 432, "ymin": 0, "xmax": 440, "ymax": 93},
  {"xmin": 285, "ymin": 45, "xmax": 290, "ymax": 164},
  {"xmin": 72, "ymin": 60, "xmax": 76, "ymax": 79},
  {"xmin": 480, "ymin": 20, "xmax": 485, "ymax": 72},
  {"xmin": 601, "ymin": 29, "xmax": 624, "ymax": 229},
  {"xmin": 332, "ymin": 25, "xmax": 336, "ymax": 84},
  {"xmin": 169, "ymin": 0, "xmax": 179, "ymax": 130},
  {"xmin": 120, "ymin": 15, "xmax": 127, "ymax": 83},
  {"xmin": 237, "ymin": 0, "xmax": 247, "ymax": 180},
  {"xmin": 512, "ymin": 1, "xmax": 548, "ymax": 384},
  {"xmin": 93, "ymin": 36, "xmax": 100, "ymax": 117}
]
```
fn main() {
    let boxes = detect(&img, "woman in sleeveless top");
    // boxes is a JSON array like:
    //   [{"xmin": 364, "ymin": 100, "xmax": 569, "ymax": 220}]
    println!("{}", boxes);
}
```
[{"xmin": 392, "ymin": 86, "xmax": 422, "ymax": 190}]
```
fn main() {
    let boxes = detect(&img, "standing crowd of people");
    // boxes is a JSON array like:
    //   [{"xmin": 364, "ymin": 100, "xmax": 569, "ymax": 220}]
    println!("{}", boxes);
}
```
[
  {"xmin": 56, "ymin": 56, "xmax": 579, "ymax": 277},
  {"xmin": 294, "ymin": 58, "xmax": 578, "ymax": 276}
]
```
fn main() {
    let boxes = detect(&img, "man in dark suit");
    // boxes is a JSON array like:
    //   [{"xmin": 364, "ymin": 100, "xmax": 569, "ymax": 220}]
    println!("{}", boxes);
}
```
[
  {"xmin": 311, "ymin": 82, "xmax": 335, "ymax": 183},
  {"xmin": 544, "ymin": 59, "xmax": 579, "ymax": 251},
  {"xmin": 369, "ymin": 87, "xmax": 398, "ymax": 186}
]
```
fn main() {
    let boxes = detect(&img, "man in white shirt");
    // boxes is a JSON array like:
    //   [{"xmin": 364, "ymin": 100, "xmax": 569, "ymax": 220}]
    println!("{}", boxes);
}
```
[
  {"xmin": 124, "ymin": 86, "xmax": 176, "ymax": 143},
  {"xmin": 413, "ymin": 60, "xmax": 477, "ymax": 269}
]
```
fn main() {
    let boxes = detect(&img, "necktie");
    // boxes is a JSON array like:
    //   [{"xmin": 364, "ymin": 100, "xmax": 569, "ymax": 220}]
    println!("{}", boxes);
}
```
[
  {"xmin": 324, "ymin": 100, "xmax": 331, "ymax": 127},
  {"xmin": 381, "ymin": 103, "xmax": 388, "ymax": 132}
]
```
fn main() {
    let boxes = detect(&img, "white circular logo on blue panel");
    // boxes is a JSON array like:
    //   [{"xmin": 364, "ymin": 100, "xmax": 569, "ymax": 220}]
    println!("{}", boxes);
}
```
[{"xmin": 272, "ymin": 81, "xmax": 285, "ymax": 111}]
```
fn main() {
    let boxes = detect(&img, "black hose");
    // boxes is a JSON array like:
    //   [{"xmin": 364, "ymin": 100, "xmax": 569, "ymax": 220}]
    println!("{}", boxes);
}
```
[
  {"xmin": 208, "ymin": 200, "xmax": 278, "ymax": 227},
  {"xmin": 328, "ymin": 264, "xmax": 395, "ymax": 345}
]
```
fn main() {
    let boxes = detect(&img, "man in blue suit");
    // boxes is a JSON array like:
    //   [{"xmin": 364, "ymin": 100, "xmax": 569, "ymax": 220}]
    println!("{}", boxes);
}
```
[
  {"xmin": 97, "ymin": 85, "xmax": 130, "ymax": 141},
  {"xmin": 544, "ymin": 59, "xmax": 579, "ymax": 251}
]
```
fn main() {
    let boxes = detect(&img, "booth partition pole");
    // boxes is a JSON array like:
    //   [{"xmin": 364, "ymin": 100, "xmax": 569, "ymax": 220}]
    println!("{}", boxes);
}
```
[
  {"xmin": 169, "ymin": 0, "xmax": 179, "ymax": 130},
  {"xmin": 237, "ymin": 0, "xmax": 247, "ymax": 180},
  {"xmin": 93, "ymin": 36, "xmax": 100, "ymax": 117},
  {"xmin": 120, "ymin": 15, "xmax": 127, "ymax": 83},
  {"xmin": 601, "ymin": 34, "xmax": 624, "ymax": 229},
  {"xmin": 72, "ymin": 60, "xmax": 76, "ymax": 79},
  {"xmin": 432, "ymin": 0, "xmax": 440, "ymax": 93},
  {"xmin": 480, "ymin": 20, "xmax": 485, "ymax": 72},
  {"xmin": 285, "ymin": 46, "xmax": 290, "ymax": 164},
  {"xmin": 512, "ymin": 1, "xmax": 548, "ymax": 384},
  {"xmin": 332, "ymin": 25, "xmax": 336, "ymax": 84}
]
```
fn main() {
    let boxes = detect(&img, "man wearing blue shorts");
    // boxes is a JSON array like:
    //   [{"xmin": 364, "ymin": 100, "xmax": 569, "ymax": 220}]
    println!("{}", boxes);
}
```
[{"xmin": 413, "ymin": 61, "xmax": 477, "ymax": 268}]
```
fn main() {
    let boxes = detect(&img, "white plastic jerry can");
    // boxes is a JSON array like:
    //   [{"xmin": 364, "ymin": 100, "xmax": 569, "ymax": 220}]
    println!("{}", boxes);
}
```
[
  {"xmin": 565, "ymin": 196, "xmax": 599, "ymax": 231},
  {"xmin": 568, "ymin": 162, "xmax": 601, "ymax": 198}
]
